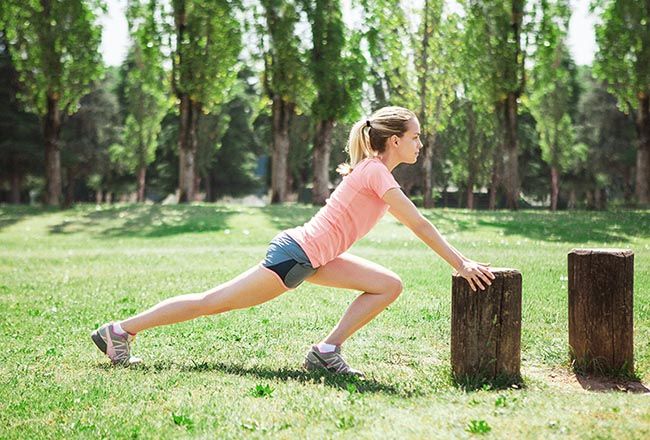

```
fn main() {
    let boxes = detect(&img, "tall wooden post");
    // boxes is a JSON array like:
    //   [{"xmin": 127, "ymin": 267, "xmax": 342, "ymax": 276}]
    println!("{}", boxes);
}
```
[
  {"xmin": 568, "ymin": 249, "xmax": 634, "ymax": 375},
  {"xmin": 451, "ymin": 268, "xmax": 522, "ymax": 383}
]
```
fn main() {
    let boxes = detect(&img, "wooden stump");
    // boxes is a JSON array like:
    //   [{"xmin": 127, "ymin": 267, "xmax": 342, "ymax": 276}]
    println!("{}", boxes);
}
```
[
  {"xmin": 451, "ymin": 268, "xmax": 522, "ymax": 383},
  {"xmin": 568, "ymin": 249, "xmax": 634, "ymax": 375}
]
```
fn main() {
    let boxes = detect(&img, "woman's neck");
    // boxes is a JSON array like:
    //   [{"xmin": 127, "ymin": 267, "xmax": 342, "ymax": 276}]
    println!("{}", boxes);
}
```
[{"xmin": 375, "ymin": 153, "xmax": 400, "ymax": 172}]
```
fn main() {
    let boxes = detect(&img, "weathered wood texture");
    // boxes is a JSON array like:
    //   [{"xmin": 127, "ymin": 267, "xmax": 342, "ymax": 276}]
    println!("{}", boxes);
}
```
[
  {"xmin": 451, "ymin": 268, "xmax": 522, "ymax": 381},
  {"xmin": 568, "ymin": 249, "xmax": 634, "ymax": 374}
]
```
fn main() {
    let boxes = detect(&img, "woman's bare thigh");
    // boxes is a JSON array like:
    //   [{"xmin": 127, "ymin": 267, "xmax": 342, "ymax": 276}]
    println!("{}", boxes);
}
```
[{"xmin": 305, "ymin": 252, "xmax": 402, "ymax": 294}]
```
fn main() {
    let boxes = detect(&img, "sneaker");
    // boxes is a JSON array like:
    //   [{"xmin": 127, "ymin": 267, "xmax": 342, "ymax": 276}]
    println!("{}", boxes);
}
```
[
  {"xmin": 91, "ymin": 323, "xmax": 141, "ymax": 366},
  {"xmin": 303, "ymin": 345, "xmax": 365, "ymax": 377}
]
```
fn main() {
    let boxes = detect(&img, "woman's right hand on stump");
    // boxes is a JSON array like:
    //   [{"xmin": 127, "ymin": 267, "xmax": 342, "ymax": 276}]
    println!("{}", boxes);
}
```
[{"xmin": 457, "ymin": 260, "xmax": 495, "ymax": 292}]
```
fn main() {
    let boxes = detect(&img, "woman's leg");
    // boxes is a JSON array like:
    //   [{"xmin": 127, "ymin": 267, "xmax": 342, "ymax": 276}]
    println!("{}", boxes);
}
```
[
  {"xmin": 120, "ymin": 264, "xmax": 288, "ymax": 334},
  {"xmin": 305, "ymin": 253, "xmax": 403, "ymax": 346}
]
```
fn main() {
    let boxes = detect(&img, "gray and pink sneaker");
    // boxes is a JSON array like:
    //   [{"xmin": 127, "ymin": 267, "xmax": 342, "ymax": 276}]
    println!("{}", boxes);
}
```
[
  {"xmin": 91, "ymin": 323, "xmax": 141, "ymax": 366},
  {"xmin": 303, "ymin": 345, "xmax": 365, "ymax": 377}
]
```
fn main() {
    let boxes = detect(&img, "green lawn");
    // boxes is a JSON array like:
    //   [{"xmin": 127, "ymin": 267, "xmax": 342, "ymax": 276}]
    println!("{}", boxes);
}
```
[{"xmin": 1, "ymin": 204, "xmax": 649, "ymax": 439}]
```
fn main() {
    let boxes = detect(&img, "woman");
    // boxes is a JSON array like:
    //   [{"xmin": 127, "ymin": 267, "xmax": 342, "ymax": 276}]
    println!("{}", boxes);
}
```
[{"xmin": 92, "ymin": 106, "xmax": 495, "ymax": 376}]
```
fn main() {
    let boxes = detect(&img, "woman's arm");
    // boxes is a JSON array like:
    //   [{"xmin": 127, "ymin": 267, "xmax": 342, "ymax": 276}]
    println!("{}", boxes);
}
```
[{"xmin": 382, "ymin": 188, "xmax": 494, "ymax": 291}]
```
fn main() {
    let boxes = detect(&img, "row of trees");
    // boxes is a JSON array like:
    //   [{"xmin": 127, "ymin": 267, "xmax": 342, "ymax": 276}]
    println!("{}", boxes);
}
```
[{"xmin": 0, "ymin": 0, "xmax": 648, "ymax": 209}]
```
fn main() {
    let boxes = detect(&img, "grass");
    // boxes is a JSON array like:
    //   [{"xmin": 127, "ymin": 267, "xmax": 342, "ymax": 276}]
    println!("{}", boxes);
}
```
[{"xmin": 0, "ymin": 203, "xmax": 649, "ymax": 439}]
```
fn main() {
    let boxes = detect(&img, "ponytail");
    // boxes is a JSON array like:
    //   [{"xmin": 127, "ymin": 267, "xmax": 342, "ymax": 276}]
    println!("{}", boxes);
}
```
[{"xmin": 337, "ymin": 106, "xmax": 416, "ymax": 176}]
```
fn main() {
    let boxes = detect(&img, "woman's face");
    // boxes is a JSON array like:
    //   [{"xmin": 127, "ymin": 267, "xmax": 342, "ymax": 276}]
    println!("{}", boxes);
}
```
[{"xmin": 395, "ymin": 117, "xmax": 423, "ymax": 164}]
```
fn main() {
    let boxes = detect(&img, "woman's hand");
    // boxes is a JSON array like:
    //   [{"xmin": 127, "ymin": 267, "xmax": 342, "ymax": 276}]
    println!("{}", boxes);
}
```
[{"xmin": 457, "ymin": 260, "xmax": 495, "ymax": 292}]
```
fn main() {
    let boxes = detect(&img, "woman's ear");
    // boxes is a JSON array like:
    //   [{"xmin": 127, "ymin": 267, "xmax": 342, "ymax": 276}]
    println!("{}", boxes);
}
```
[{"xmin": 391, "ymin": 134, "xmax": 399, "ymax": 147}]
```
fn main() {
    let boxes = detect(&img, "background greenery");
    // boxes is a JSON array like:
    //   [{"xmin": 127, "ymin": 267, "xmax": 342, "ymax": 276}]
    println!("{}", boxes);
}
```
[{"xmin": 0, "ymin": 0, "xmax": 648, "ymax": 209}]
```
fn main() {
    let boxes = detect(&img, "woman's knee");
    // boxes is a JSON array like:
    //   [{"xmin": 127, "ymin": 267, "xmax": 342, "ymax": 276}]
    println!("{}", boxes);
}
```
[{"xmin": 384, "ymin": 275, "xmax": 403, "ymax": 302}]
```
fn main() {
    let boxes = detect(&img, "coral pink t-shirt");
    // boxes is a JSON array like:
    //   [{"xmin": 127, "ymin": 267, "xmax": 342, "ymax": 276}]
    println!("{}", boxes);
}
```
[{"xmin": 286, "ymin": 157, "xmax": 400, "ymax": 267}]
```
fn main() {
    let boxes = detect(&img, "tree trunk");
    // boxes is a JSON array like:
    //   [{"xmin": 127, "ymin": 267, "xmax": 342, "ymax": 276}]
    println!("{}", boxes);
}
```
[
  {"xmin": 312, "ymin": 119, "xmax": 334, "ymax": 205},
  {"xmin": 568, "ymin": 249, "xmax": 634, "ymax": 375},
  {"xmin": 205, "ymin": 173, "xmax": 213, "ymax": 202},
  {"xmin": 488, "ymin": 143, "xmax": 501, "ymax": 210},
  {"xmin": 451, "ymin": 268, "xmax": 522, "ymax": 384},
  {"xmin": 193, "ymin": 174, "xmax": 201, "ymax": 201},
  {"xmin": 178, "ymin": 94, "xmax": 199, "ymax": 203},
  {"xmin": 9, "ymin": 167, "xmax": 22, "ymax": 204},
  {"xmin": 419, "ymin": 0, "xmax": 435, "ymax": 209},
  {"xmin": 594, "ymin": 187, "xmax": 602, "ymax": 210},
  {"xmin": 503, "ymin": 92, "xmax": 519, "ymax": 210},
  {"xmin": 271, "ymin": 96, "xmax": 294, "ymax": 203},
  {"xmin": 568, "ymin": 188, "xmax": 576, "ymax": 210},
  {"xmin": 466, "ymin": 182, "xmax": 474, "ymax": 210},
  {"xmin": 44, "ymin": 93, "xmax": 62, "ymax": 206},
  {"xmin": 466, "ymin": 104, "xmax": 477, "ymax": 210},
  {"xmin": 137, "ymin": 165, "xmax": 146, "ymax": 203},
  {"xmin": 96, "ymin": 190, "xmax": 103, "ymax": 204},
  {"xmin": 635, "ymin": 93, "xmax": 650, "ymax": 205},
  {"xmin": 64, "ymin": 167, "xmax": 75, "ymax": 207},
  {"xmin": 550, "ymin": 164, "xmax": 559, "ymax": 211},
  {"xmin": 422, "ymin": 133, "xmax": 436, "ymax": 208}
]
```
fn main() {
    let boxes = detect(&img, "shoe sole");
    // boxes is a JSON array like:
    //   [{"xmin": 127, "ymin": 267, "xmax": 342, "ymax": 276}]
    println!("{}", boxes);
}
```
[{"xmin": 91, "ymin": 330, "xmax": 107, "ymax": 354}]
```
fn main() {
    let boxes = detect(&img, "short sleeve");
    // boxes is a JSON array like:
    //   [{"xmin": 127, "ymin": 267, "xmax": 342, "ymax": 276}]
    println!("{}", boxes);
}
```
[{"xmin": 365, "ymin": 161, "xmax": 400, "ymax": 199}]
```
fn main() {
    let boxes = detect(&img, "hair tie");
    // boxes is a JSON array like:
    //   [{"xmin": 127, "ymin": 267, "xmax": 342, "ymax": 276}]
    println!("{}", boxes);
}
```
[{"xmin": 366, "ymin": 120, "xmax": 371, "ymax": 128}]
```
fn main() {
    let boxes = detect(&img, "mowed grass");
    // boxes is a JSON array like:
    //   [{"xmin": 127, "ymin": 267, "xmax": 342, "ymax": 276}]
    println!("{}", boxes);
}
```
[{"xmin": 1, "ymin": 204, "xmax": 649, "ymax": 439}]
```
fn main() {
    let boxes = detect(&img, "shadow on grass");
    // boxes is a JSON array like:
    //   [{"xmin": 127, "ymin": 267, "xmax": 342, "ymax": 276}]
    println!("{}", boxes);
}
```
[
  {"xmin": 0, "ymin": 205, "xmax": 55, "ymax": 232},
  {"xmin": 118, "ymin": 359, "xmax": 405, "ymax": 395},
  {"xmin": 475, "ymin": 210, "xmax": 650, "ymax": 243},
  {"xmin": 574, "ymin": 373, "xmax": 649, "ymax": 393},
  {"xmin": 49, "ymin": 205, "xmax": 235, "ymax": 238},
  {"xmin": 452, "ymin": 373, "xmax": 525, "ymax": 392}
]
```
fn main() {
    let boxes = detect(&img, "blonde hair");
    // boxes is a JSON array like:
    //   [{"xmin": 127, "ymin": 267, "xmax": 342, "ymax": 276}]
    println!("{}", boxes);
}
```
[{"xmin": 338, "ymin": 106, "xmax": 416, "ymax": 175}]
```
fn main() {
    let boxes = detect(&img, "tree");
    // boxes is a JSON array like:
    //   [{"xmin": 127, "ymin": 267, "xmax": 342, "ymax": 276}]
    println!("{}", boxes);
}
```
[
  {"xmin": 302, "ymin": 0, "xmax": 365, "ymax": 205},
  {"xmin": 115, "ymin": 0, "xmax": 169, "ymax": 202},
  {"xmin": 445, "ymin": 94, "xmax": 496, "ymax": 209},
  {"xmin": 360, "ymin": 0, "xmax": 415, "ymax": 108},
  {"xmin": 169, "ymin": 0, "xmax": 241, "ymax": 202},
  {"xmin": 573, "ymin": 68, "xmax": 636, "ymax": 209},
  {"xmin": 1, "ymin": 0, "xmax": 103, "ymax": 206},
  {"xmin": 593, "ymin": 0, "xmax": 650, "ymax": 205},
  {"xmin": 528, "ymin": 0, "xmax": 579, "ymax": 211},
  {"xmin": 258, "ymin": 0, "xmax": 313, "ymax": 203},
  {"xmin": 0, "ymin": 31, "xmax": 41, "ymax": 203},
  {"xmin": 61, "ymin": 71, "xmax": 121, "ymax": 206},
  {"xmin": 464, "ymin": 0, "xmax": 529, "ymax": 209},
  {"xmin": 416, "ymin": 0, "xmax": 462, "ymax": 208}
]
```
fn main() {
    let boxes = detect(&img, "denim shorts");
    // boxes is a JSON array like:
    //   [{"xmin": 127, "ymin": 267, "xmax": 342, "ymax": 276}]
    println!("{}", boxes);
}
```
[{"xmin": 261, "ymin": 231, "xmax": 317, "ymax": 289}]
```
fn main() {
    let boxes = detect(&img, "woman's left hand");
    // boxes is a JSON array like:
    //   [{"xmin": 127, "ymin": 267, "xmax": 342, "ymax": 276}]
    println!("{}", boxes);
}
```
[{"xmin": 457, "ymin": 260, "xmax": 495, "ymax": 292}]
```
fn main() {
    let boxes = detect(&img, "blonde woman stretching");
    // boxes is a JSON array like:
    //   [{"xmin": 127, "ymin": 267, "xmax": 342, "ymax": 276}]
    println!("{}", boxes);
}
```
[{"xmin": 92, "ymin": 106, "xmax": 495, "ymax": 376}]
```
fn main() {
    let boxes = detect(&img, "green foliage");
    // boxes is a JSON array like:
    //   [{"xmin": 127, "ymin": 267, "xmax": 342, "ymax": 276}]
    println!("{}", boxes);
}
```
[
  {"xmin": 0, "ymin": 32, "xmax": 42, "ymax": 189},
  {"xmin": 359, "ymin": 0, "xmax": 415, "ymax": 108},
  {"xmin": 60, "ymin": 72, "xmax": 122, "ymax": 188},
  {"xmin": 210, "ymin": 93, "xmax": 263, "ymax": 198},
  {"xmin": 170, "ymin": 0, "xmax": 242, "ymax": 113},
  {"xmin": 250, "ymin": 384, "xmax": 274, "ymax": 398},
  {"xmin": 528, "ymin": 0, "xmax": 580, "ymax": 171},
  {"xmin": 466, "ymin": 419, "xmax": 492, "ymax": 434},
  {"xmin": 593, "ymin": 0, "xmax": 650, "ymax": 112},
  {"xmin": 302, "ymin": 0, "xmax": 365, "ymax": 122},
  {"xmin": 443, "ymin": 97, "xmax": 495, "ymax": 190},
  {"xmin": 171, "ymin": 413, "xmax": 194, "ymax": 430},
  {"xmin": 259, "ymin": 0, "xmax": 314, "ymax": 112},
  {"xmin": 462, "ymin": 0, "xmax": 528, "ymax": 112},
  {"xmin": 0, "ymin": 0, "xmax": 103, "ymax": 116},
  {"xmin": 416, "ymin": 1, "xmax": 461, "ymax": 133},
  {"xmin": 114, "ymin": 0, "xmax": 170, "ymax": 173},
  {"xmin": 572, "ymin": 69, "xmax": 637, "ymax": 200}
]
